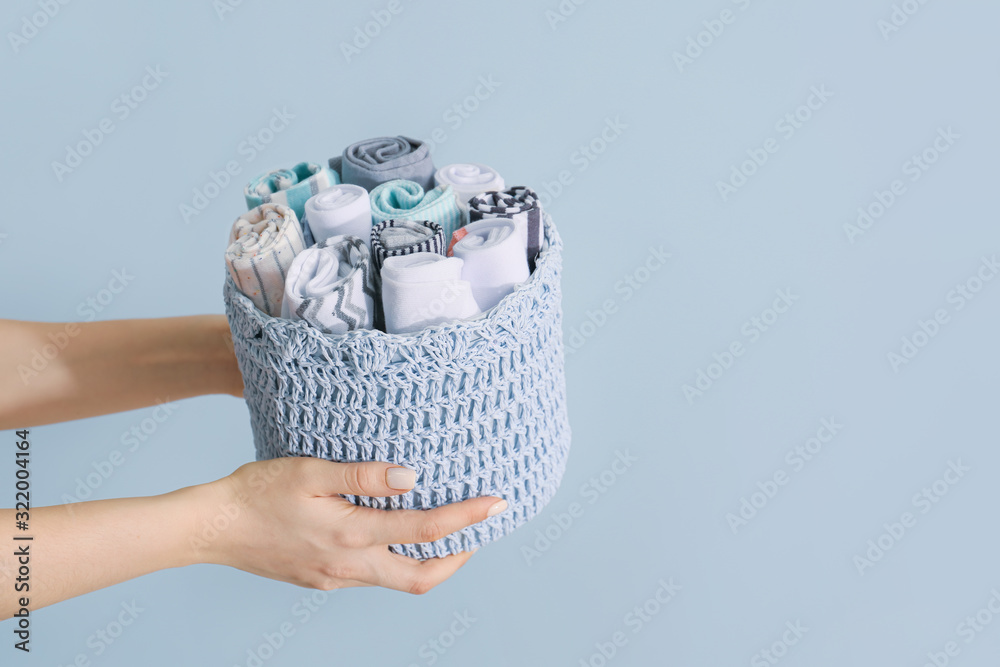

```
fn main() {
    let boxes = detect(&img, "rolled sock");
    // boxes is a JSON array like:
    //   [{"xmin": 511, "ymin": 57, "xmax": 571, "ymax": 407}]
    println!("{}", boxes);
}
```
[
  {"xmin": 466, "ymin": 186, "xmax": 543, "ymax": 268},
  {"xmin": 335, "ymin": 136, "xmax": 435, "ymax": 191},
  {"xmin": 369, "ymin": 179, "xmax": 463, "ymax": 241},
  {"xmin": 280, "ymin": 235, "xmax": 376, "ymax": 333},
  {"xmin": 434, "ymin": 163, "xmax": 505, "ymax": 217},
  {"xmin": 305, "ymin": 184, "xmax": 373, "ymax": 244},
  {"xmin": 244, "ymin": 162, "xmax": 340, "ymax": 223},
  {"xmin": 380, "ymin": 253, "xmax": 481, "ymax": 334},
  {"xmin": 370, "ymin": 219, "xmax": 445, "ymax": 273},
  {"xmin": 226, "ymin": 203, "xmax": 306, "ymax": 317},
  {"xmin": 449, "ymin": 218, "xmax": 529, "ymax": 312}
]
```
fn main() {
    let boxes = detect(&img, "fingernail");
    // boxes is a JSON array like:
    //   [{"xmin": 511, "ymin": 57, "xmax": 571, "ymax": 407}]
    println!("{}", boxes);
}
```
[
  {"xmin": 486, "ymin": 499, "xmax": 508, "ymax": 517},
  {"xmin": 386, "ymin": 466, "xmax": 416, "ymax": 490}
]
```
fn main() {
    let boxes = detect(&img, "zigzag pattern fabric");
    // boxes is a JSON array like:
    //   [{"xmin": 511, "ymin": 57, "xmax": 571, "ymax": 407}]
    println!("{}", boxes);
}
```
[
  {"xmin": 226, "ymin": 203, "xmax": 305, "ymax": 317},
  {"xmin": 280, "ymin": 235, "xmax": 376, "ymax": 334},
  {"xmin": 468, "ymin": 186, "xmax": 543, "ymax": 269},
  {"xmin": 369, "ymin": 179, "xmax": 464, "ymax": 242},
  {"xmin": 244, "ymin": 162, "xmax": 340, "ymax": 223}
]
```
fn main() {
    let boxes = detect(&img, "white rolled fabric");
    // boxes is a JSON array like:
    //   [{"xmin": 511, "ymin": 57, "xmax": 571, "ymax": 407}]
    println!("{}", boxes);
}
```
[
  {"xmin": 280, "ymin": 235, "xmax": 375, "ymax": 333},
  {"xmin": 226, "ymin": 203, "xmax": 305, "ymax": 317},
  {"xmin": 449, "ymin": 218, "xmax": 529, "ymax": 312},
  {"xmin": 434, "ymin": 163, "xmax": 505, "ymax": 214},
  {"xmin": 380, "ymin": 253, "xmax": 481, "ymax": 334},
  {"xmin": 303, "ymin": 184, "xmax": 373, "ymax": 244}
]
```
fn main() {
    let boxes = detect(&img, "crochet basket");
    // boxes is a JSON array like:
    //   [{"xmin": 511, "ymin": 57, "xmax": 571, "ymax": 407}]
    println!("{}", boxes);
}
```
[{"xmin": 223, "ymin": 213, "xmax": 571, "ymax": 559}]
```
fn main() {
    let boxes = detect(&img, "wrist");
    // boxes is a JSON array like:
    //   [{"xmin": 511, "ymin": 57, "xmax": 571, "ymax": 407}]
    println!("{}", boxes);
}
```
[{"xmin": 165, "ymin": 476, "xmax": 240, "ymax": 568}]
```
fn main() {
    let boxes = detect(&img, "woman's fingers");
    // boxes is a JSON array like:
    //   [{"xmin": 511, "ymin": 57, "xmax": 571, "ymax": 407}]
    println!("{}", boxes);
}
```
[
  {"xmin": 372, "ymin": 549, "xmax": 477, "ymax": 595},
  {"xmin": 364, "ymin": 496, "xmax": 507, "ymax": 545},
  {"xmin": 296, "ymin": 458, "xmax": 418, "ymax": 498}
]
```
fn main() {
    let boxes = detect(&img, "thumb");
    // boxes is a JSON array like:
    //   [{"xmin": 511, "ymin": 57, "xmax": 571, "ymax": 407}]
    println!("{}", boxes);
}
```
[{"xmin": 305, "ymin": 459, "xmax": 417, "ymax": 498}]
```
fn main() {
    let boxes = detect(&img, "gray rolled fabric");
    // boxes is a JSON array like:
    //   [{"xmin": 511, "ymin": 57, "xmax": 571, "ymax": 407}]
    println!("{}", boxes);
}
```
[
  {"xmin": 332, "ymin": 136, "xmax": 436, "ymax": 192},
  {"xmin": 370, "ymin": 219, "xmax": 445, "ymax": 273}
]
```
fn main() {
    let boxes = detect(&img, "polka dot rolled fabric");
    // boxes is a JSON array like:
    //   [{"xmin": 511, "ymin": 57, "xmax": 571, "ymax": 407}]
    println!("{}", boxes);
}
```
[
  {"xmin": 244, "ymin": 162, "xmax": 340, "ymax": 223},
  {"xmin": 468, "ymin": 186, "xmax": 543, "ymax": 268},
  {"xmin": 223, "ymin": 213, "xmax": 571, "ymax": 559},
  {"xmin": 334, "ymin": 136, "xmax": 436, "ymax": 192},
  {"xmin": 369, "ymin": 179, "xmax": 464, "ymax": 241},
  {"xmin": 225, "ymin": 203, "xmax": 305, "ymax": 317}
]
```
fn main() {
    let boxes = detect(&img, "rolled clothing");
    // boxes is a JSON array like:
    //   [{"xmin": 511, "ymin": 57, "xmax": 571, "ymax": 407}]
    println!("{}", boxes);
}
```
[
  {"xmin": 467, "ymin": 186, "xmax": 543, "ymax": 268},
  {"xmin": 380, "ymin": 253, "xmax": 481, "ymax": 334},
  {"xmin": 305, "ymin": 184, "xmax": 372, "ymax": 245},
  {"xmin": 369, "ymin": 179, "xmax": 463, "ymax": 242},
  {"xmin": 280, "ymin": 235, "xmax": 376, "ymax": 334},
  {"xmin": 449, "ymin": 218, "xmax": 529, "ymax": 312},
  {"xmin": 434, "ymin": 163, "xmax": 505, "ymax": 217},
  {"xmin": 244, "ymin": 162, "xmax": 340, "ymax": 224},
  {"xmin": 226, "ymin": 203, "xmax": 306, "ymax": 317},
  {"xmin": 370, "ymin": 219, "xmax": 445, "ymax": 273},
  {"xmin": 334, "ymin": 136, "xmax": 435, "ymax": 191}
]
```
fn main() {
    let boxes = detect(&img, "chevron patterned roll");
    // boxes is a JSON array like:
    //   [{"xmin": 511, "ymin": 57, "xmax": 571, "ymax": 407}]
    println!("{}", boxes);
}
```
[
  {"xmin": 224, "ymin": 214, "xmax": 570, "ymax": 559},
  {"xmin": 370, "ymin": 219, "xmax": 446, "ymax": 273},
  {"xmin": 369, "ymin": 179, "xmax": 464, "ymax": 242},
  {"xmin": 244, "ymin": 162, "xmax": 340, "ymax": 223},
  {"xmin": 225, "ymin": 203, "xmax": 305, "ymax": 317},
  {"xmin": 280, "ymin": 235, "xmax": 376, "ymax": 334}
]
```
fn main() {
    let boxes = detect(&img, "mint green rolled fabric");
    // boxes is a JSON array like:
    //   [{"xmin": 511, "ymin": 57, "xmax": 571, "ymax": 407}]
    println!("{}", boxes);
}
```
[{"xmin": 369, "ymin": 179, "xmax": 463, "ymax": 242}]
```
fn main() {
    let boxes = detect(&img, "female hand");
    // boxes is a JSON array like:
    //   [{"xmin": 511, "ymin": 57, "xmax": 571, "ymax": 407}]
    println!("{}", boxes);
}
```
[{"xmin": 196, "ymin": 457, "xmax": 508, "ymax": 594}]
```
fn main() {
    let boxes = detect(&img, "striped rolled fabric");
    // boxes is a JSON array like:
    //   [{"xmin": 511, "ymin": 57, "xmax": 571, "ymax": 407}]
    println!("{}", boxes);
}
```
[
  {"xmin": 467, "ymin": 186, "xmax": 543, "ymax": 269},
  {"xmin": 370, "ymin": 219, "xmax": 445, "ymax": 273},
  {"xmin": 244, "ymin": 162, "xmax": 340, "ymax": 223},
  {"xmin": 225, "ymin": 203, "xmax": 305, "ymax": 317},
  {"xmin": 369, "ymin": 179, "xmax": 463, "ymax": 242}
]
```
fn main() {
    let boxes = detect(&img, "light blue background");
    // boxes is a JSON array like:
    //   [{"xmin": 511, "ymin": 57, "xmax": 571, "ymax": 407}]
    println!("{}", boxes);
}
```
[{"xmin": 3, "ymin": 0, "xmax": 1000, "ymax": 665}]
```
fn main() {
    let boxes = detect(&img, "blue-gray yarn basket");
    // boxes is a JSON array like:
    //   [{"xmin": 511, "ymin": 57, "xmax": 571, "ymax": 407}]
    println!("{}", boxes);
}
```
[{"xmin": 223, "ymin": 213, "xmax": 571, "ymax": 559}]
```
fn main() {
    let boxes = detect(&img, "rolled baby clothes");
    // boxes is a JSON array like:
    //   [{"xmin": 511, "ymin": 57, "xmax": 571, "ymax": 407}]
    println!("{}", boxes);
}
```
[
  {"xmin": 369, "ymin": 179, "xmax": 464, "ymax": 242},
  {"xmin": 467, "ymin": 186, "xmax": 543, "ymax": 268},
  {"xmin": 280, "ymin": 235, "xmax": 376, "ymax": 334},
  {"xmin": 370, "ymin": 219, "xmax": 445, "ymax": 273},
  {"xmin": 449, "ymin": 218, "xmax": 530, "ymax": 312},
  {"xmin": 334, "ymin": 136, "xmax": 435, "ymax": 191},
  {"xmin": 304, "ymin": 184, "xmax": 373, "ymax": 245},
  {"xmin": 226, "ymin": 203, "xmax": 306, "ymax": 317},
  {"xmin": 433, "ymin": 163, "xmax": 505, "ymax": 216},
  {"xmin": 244, "ymin": 162, "xmax": 340, "ymax": 223},
  {"xmin": 380, "ymin": 253, "xmax": 481, "ymax": 334}
]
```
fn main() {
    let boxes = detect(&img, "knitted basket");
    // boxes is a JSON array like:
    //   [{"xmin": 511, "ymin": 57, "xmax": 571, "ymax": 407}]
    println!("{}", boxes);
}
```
[{"xmin": 223, "ymin": 213, "xmax": 571, "ymax": 559}]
